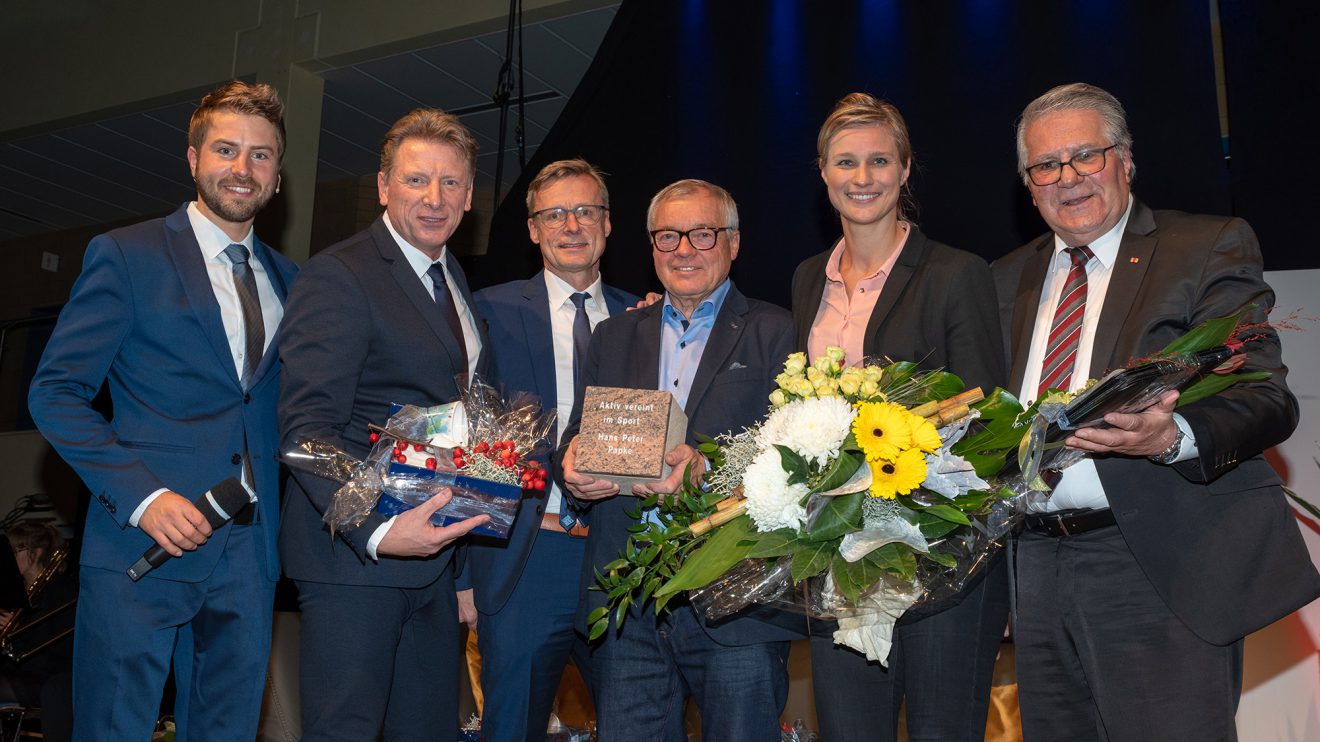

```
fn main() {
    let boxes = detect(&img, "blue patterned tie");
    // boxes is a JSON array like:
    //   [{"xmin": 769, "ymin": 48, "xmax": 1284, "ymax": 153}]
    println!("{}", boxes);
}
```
[{"xmin": 223, "ymin": 244, "xmax": 264, "ymax": 390}]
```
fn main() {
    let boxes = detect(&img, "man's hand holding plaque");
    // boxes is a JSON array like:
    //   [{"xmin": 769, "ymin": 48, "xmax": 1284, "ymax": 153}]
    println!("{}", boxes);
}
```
[{"xmin": 569, "ymin": 386, "xmax": 690, "ymax": 495}]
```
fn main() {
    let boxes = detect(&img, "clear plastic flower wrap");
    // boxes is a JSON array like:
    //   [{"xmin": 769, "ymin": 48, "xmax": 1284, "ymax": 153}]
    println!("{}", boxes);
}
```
[{"xmin": 281, "ymin": 375, "xmax": 555, "ymax": 540}]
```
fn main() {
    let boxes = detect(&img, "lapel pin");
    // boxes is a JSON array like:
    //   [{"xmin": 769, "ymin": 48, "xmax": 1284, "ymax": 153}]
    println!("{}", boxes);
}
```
[{"xmin": 1129, "ymin": 257, "xmax": 1140, "ymax": 264}]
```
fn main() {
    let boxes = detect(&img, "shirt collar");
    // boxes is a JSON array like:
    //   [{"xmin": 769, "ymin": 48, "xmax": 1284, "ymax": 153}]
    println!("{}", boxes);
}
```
[
  {"xmin": 383, "ymin": 212, "xmax": 448, "ymax": 278},
  {"xmin": 663, "ymin": 277, "xmax": 732, "ymax": 326},
  {"xmin": 544, "ymin": 269, "xmax": 605, "ymax": 312},
  {"xmin": 187, "ymin": 202, "xmax": 253, "ymax": 260},
  {"xmin": 823, "ymin": 222, "xmax": 909, "ymax": 283},
  {"xmin": 1051, "ymin": 196, "xmax": 1134, "ymax": 270}
]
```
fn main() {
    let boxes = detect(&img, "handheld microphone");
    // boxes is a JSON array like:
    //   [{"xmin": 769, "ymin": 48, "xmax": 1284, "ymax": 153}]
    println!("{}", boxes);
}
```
[{"xmin": 126, "ymin": 477, "xmax": 251, "ymax": 582}]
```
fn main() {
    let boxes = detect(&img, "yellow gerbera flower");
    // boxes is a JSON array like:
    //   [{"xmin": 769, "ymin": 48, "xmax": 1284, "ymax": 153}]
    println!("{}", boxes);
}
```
[
  {"xmin": 868, "ymin": 448, "xmax": 927, "ymax": 499},
  {"xmin": 852, "ymin": 401, "xmax": 912, "ymax": 461},
  {"xmin": 907, "ymin": 414, "xmax": 942, "ymax": 453}
]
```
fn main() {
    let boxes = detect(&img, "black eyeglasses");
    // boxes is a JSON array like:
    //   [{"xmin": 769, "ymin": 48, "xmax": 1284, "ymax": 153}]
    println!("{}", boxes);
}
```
[
  {"xmin": 531, "ymin": 204, "xmax": 608, "ymax": 227},
  {"xmin": 1024, "ymin": 145, "xmax": 1120, "ymax": 186},
  {"xmin": 649, "ymin": 227, "xmax": 733, "ymax": 252}
]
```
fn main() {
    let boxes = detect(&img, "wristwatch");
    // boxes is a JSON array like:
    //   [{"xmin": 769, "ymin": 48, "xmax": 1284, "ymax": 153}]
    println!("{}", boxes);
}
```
[{"xmin": 1148, "ymin": 425, "xmax": 1186, "ymax": 464}]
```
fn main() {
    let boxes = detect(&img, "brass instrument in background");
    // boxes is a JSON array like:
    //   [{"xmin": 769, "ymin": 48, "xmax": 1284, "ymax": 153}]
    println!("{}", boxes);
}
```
[{"xmin": 0, "ymin": 544, "xmax": 75, "ymax": 664}]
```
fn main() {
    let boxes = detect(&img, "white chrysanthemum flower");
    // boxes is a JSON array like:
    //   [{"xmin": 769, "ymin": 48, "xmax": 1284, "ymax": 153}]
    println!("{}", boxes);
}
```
[
  {"xmin": 755, "ymin": 396, "xmax": 854, "ymax": 467},
  {"xmin": 742, "ymin": 448, "xmax": 809, "ymax": 532}
]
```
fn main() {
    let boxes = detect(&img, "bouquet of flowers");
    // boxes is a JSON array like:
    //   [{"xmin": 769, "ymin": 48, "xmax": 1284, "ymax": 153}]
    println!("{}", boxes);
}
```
[
  {"xmin": 282, "ymin": 376, "xmax": 554, "ymax": 539},
  {"xmin": 589, "ymin": 305, "xmax": 1278, "ymax": 663}
]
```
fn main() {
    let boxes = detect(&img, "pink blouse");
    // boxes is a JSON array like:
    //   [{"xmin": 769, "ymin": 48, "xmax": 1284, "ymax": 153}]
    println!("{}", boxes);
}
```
[{"xmin": 807, "ymin": 225, "xmax": 910, "ymax": 367}]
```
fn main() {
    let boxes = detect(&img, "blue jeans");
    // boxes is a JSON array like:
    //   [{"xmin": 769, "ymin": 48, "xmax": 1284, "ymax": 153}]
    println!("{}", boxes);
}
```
[{"xmin": 593, "ymin": 604, "xmax": 789, "ymax": 742}]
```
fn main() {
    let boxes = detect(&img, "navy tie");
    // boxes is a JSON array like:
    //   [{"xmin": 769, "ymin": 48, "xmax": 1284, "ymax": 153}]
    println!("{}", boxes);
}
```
[
  {"xmin": 427, "ymin": 262, "xmax": 469, "ymax": 375},
  {"xmin": 223, "ymin": 243, "xmax": 264, "ymax": 390},
  {"xmin": 562, "ymin": 291, "xmax": 593, "ymax": 532}
]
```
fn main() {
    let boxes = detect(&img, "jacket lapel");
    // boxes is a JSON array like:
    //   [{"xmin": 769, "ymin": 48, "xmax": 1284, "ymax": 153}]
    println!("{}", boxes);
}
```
[
  {"xmin": 1006, "ymin": 234, "xmax": 1055, "ymax": 392},
  {"xmin": 631, "ymin": 303, "xmax": 664, "ymax": 391},
  {"xmin": 862, "ymin": 229, "xmax": 927, "ymax": 358},
  {"xmin": 371, "ymin": 218, "xmax": 469, "ymax": 372},
  {"xmin": 1091, "ymin": 200, "xmax": 1157, "ymax": 375},
  {"xmin": 793, "ymin": 252, "xmax": 828, "ymax": 352},
  {"xmin": 684, "ymin": 286, "xmax": 747, "ymax": 418},
  {"xmin": 248, "ymin": 238, "xmax": 288, "ymax": 386},
  {"xmin": 520, "ymin": 273, "xmax": 558, "ymax": 410},
  {"xmin": 166, "ymin": 207, "xmax": 242, "ymax": 390}
]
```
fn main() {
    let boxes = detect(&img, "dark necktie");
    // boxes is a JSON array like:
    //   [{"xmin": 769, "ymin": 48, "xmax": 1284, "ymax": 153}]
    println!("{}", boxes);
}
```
[
  {"xmin": 1038, "ymin": 245, "xmax": 1094, "ymax": 399},
  {"xmin": 427, "ymin": 262, "xmax": 469, "ymax": 375},
  {"xmin": 562, "ymin": 291, "xmax": 593, "ymax": 532},
  {"xmin": 223, "ymin": 243, "xmax": 264, "ymax": 390},
  {"xmin": 569, "ymin": 291, "xmax": 592, "ymax": 384}
]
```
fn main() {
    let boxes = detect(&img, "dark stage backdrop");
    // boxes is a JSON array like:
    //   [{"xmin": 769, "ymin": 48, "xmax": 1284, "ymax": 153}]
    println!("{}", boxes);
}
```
[{"xmin": 471, "ymin": 0, "xmax": 1310, "ymax": 305}]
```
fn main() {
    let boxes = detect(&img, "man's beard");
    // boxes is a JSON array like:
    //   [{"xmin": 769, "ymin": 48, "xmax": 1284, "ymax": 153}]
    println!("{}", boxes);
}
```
[{"xmin": 197, "ymin": 176, "xmax": 273, "ymax": 224}]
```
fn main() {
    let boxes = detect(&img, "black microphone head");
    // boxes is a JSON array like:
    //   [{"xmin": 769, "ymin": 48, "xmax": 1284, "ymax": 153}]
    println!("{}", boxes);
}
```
[{"xmin": 198, "ymin": 477, "xmax": 251, "ymax": 528}]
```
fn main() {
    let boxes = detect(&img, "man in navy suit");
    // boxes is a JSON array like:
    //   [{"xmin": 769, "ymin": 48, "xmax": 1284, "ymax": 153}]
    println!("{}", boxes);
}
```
[
  {"xmin": 559, "ymin": 180, "xmax": 799, "ymax": 740},
  {"xmin": 278, "ymin": 108, "xmax": 490, "ymax": 741},
  {"xmin": 28, "ymin": 81, "xmax": 298, "ymax": 741},
  {"xmin": 466, "ymin": 159, "xmax": 638, "ymax": 741}
]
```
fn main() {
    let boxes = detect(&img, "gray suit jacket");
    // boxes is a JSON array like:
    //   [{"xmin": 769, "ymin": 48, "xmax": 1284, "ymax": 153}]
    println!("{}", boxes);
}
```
[{"xmin": 993, "ymin": 199, "xmax": 1320, "ymax": 644}]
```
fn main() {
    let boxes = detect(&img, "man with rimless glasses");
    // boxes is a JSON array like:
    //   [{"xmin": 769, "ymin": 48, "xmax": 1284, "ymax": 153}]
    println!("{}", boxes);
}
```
[
  {"xmin": 467, "ymin": 159, "xmax": 637, "ymax": 741},
  {"xmin": 993, "ymin": 83, "xmax": 1319, "ymax": 740},
  {"xmin": 558, "ymin": 179, "xmax": 799, "ymax": 740}
]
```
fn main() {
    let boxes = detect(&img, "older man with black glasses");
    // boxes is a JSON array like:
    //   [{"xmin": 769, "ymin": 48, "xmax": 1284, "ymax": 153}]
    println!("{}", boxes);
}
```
[
  {"xmin": 993, "ymin": 82, "xmax": 1320, "ymax": 741},
  {"xmin": 557, "ymin": 179, "xmax": 799, "ymax": 740}
]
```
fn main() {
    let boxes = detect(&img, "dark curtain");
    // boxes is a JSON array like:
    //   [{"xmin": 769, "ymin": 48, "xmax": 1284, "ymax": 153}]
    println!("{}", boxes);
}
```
[{"xmin": 473, "ymin": 0, "xmax": 1298, "ymax": 306}]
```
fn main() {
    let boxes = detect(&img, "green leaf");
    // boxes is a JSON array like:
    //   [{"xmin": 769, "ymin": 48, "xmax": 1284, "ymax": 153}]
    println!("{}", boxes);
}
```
[
  {"xmin": 1177, "ymin": 371, "xmax": 1270, "ymax": 407},
  {"xmin": 804, "ymin": 492, "xmax": 864, "ymax": 541},
  {"xmin": 863, "ymin": 543, "xmax": 917, "ymax": 581},
  {"xmin": 831, "ymin": 553, "xmax": 887, "ymax": 603},
  {"xmin": 791, "ymin": 539, "xmax": 836, "ymax": 583},
  {"xmin": 654, "ymin": 515, "xmax": 756, "ymax": 597},
  {"xmin": 587, "ymin": 617, "xmax": 608, "ymax": 642},
  {"xmin": 613, "ymin": 595, "xmax": 631, "ymax": 631},
  {"xmin": 911, "ymin": 510, "xmax": 961, "ymax": 539},
  {"xmin": 747, "ymin": 528, "xmax": 801, "ymax": 558},
  {"xmin": 811, "ymin": 451, "xmax": 863, "ymax": 494},
  {"xmin": 586, "ymin": 606, "xmax": 608, "ymax": 626},
  {"xmin": 918, "ymin": 371, "xmax": 966, "ymax": 403},
  {"xmin": 918, "ymin": 503, "xmax": 971, "ymax": 526},
  {"xmin": 1156, "ymin": 305, "xmax": 1256, "ymax": 357},
  {"xmin": 923, "ymin": 549, "xmax": 958, "ymax": 568},
  {"xmin": 775, "ymin": 445, "xmax": 811, "ymax": 486}
]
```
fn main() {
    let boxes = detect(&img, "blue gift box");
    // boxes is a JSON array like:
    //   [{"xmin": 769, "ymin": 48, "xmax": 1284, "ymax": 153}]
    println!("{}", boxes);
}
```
[{"xmin": 375, "ymin": 462, "xmax": 521, "ymax": 539}]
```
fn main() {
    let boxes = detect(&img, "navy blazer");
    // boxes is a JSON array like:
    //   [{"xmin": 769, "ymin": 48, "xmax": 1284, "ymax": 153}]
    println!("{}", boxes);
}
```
[
  {"xmin": 994, "ymin": 199, "xmax": 1320, "ymax": 644},
  {"xmin": 278, "ymin": 216, "xmax": 488, "ymax": 588},
  {"xmin": 466, "ymin": 271, "xmax": 637, "ymax": 614},
  {"xmin": 557, "ymin": 283, "xmax": 803, "ymax": 645},
  {"xmin": 29, "ymin": 204, "xmax": 297, "ymax": 582}
]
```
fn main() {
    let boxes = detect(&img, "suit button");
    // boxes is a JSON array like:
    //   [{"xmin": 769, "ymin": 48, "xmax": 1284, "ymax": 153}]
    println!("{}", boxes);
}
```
[
  {"xmin": 244, "ymin": 393, "xmax": 252, "ymax": 404},
  {"xmin": 536, "ymin": 505, "xmax": 545, "ymax": 515},
  {"xmin": 231, "ymin": 453, "xmax": 242, "ymax": 465}
]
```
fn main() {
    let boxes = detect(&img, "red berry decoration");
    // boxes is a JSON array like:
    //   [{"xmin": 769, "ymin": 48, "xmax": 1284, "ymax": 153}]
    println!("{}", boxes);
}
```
[
  {"xmin": 413, "ymin": 443, "xmax": 425, "ymax": 452},
  {"xmin": 394, "ymin": 454, "xmax": 407, "ymax": 464},
  {"xmin": 453, "ymin": 447, "xmax": 465, "ymax": 457},
  {"xmin": 369, "ymin": 432, "xmax": 380, "ymax": 443},
  {"xmin": 425, "ymin": 458, "xmax": 437, "ymax": 470}
]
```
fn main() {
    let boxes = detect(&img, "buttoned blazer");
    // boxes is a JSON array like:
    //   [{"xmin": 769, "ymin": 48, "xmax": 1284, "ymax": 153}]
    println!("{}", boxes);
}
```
[
  {"xmin": 278, "ymin": 216, "xmax": 488, "ymax": 588},
  {"xmin": 557, "ymin": 283, "xmax": 803, "ymax": 645},
  {"xmin": 791, "ymin": 225, "xmax": 1006, "ymax": 395},
  {"xmin": 993, "ymin": 199, "xmax": 1320, "ymax": 644},
  {"xmin": 466, "ymin": 271, "xmax": 637, "ymax": 614},
  {"xmin": 29, "ymin": 204, "xmax": 297, "ymax": 582}
]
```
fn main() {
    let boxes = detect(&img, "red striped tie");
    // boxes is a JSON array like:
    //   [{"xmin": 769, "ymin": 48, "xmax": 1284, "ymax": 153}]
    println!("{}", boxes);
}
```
[{"xmin": 1037, "ymin": 246, "xmax": 1093, "ymax": 399}]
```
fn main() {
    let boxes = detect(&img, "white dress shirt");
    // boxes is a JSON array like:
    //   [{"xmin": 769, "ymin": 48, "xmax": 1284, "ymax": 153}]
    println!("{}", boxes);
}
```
[
  {"xmin": 1017, "ymin": 197, "xmax": 1196, "ymax": 512},
  {"xmin": 544, "ymin": 270, "xmax": 609, "ymax": 516}
]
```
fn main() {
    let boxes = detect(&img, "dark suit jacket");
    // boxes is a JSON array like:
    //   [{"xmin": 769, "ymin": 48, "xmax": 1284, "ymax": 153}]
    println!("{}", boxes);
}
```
[
  {"xmin": 278, "ymin": 216, "xmax": 487, "ymax": 588},
  {"xmin": 29, "ymin": 204, "xmax": 296, "ymax": 583},
  {"xmin": 466, "ymin": 271, "xmax": 637, "ymax": 615},
  {"xmin": 791, "ymin": 226, "xmax": 1005, "ymax": 394},
  {"xmin": 993, "ymin": 199, "xmax": 1320, "ymax": 644},
  {"xmin": 557, "ymin": 283, "xmax": 802, "ymax": 645}
]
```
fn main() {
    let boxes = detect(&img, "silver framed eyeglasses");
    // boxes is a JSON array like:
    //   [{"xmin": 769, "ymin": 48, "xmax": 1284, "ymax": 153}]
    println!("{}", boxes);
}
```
[
  {"xmin": 1025, "ymin": 144, "xmax": 1120, "ymax": 186},
  {"xmin": 531, "ymin": 204, "xmax": 608, "ymax": 227},
  {"xmin": 649, "ymin": 227, "xmax": 733, "ymax": 252}
]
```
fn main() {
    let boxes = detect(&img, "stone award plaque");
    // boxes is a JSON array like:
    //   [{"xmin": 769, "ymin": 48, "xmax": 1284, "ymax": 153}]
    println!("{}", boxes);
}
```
[{"xmin": 574, "ymin": 386, "xmax": 688, "ymax": 493}]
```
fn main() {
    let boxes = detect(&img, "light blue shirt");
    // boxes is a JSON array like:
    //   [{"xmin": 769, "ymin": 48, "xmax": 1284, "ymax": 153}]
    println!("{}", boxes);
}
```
[{"xmin": 658, "ymin": 278, "xmax": 733, "ymax": 410}]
